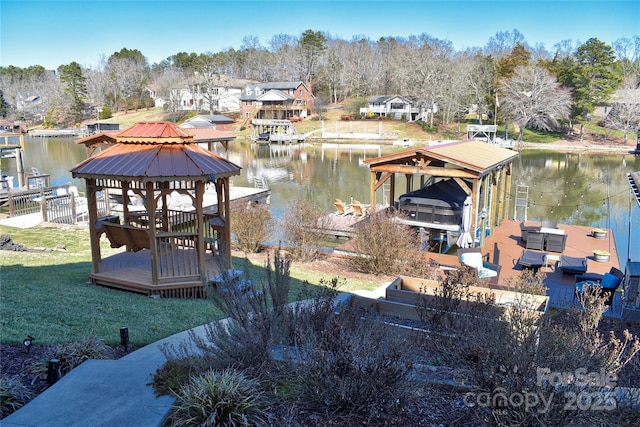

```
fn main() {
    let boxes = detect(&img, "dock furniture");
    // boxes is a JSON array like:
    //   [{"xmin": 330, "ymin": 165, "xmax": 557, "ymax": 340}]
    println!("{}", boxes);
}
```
[
  {"xmin": 334, "ymin": 199, "xmax": 353, "ymax": 216},
  {"xmin": 519, "ymin": 222, "xmax": 541, "ymax": 245},
  {"xmin": 557, "ymin": 255, "xmax": 587, "ymax": 276},
  {"xmin": 458, "ymin": 247, "xmax": 501, "ymax": 284},
  {"xmin": 574, "ymin": 267, "xmax": 625, "ymax": 307},
  {"xmin": 518, "ymin": 249, "xmax": 548, "ymax": 271},
  {"xmin": 350, "ymin": 200, "xmax": 367, "ymax": 217},
  {"xmin": 544, "ymin": 232, "xmax": 567, "ymax": 253},
  {"xmin": 525, "ymin": 231, "xmax": 545, "ymax": 250}
]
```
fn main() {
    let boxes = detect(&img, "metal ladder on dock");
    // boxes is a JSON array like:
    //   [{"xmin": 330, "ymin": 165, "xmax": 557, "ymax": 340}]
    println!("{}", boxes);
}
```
[{"xmin": 514, "ymin": 184, "xmax": 529, "ymax": 220}]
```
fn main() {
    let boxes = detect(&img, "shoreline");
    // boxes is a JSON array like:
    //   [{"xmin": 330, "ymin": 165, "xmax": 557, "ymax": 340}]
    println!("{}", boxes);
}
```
[{"xmin": 302, "ymin": 136, "xmax": 638, "ymax": 154}]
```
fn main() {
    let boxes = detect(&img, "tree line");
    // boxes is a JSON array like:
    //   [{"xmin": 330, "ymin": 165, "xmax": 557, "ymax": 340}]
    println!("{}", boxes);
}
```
[{"xmin": 0, "ymin": 29, "xmax": 638, "ymax": 141}]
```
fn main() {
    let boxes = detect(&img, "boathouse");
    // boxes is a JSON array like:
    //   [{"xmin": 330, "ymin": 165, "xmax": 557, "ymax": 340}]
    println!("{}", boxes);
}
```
[
  {"xmin": 71, "ymin": 121, "xmax": 241, "ymax": 298},
  {"xmin": 363, "ymin": 140, "xmax": 518, "ymax": 247}
]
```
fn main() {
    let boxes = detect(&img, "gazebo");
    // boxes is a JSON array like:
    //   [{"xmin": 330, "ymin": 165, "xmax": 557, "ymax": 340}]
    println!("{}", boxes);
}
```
[
  {"xmin": 363, "ymin": 140, "xmax": 518, "ymax": 247},
  {"xmin": 71, "ymin": 122, "xmax": 241, "ymax": 298}
]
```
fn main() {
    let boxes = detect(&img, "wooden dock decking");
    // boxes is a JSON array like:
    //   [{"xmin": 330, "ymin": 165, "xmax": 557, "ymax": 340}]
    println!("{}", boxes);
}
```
[
  {"xmin": 335, "ymin": 218, "xmax": 624, "ymax": 313},
  {"xmin": 321, "ymin": 204, "xmax": 390, "ymax": 238}
]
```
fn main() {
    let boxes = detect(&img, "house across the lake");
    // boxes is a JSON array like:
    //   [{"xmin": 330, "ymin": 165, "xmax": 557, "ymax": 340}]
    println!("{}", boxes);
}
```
[
  {"xmin": 241, "ymin": 81, "xmax": 314, "ymax": 122},
  {"xmin": 359, "ymin": 95, "xmax": 436, "ymax": 121}
]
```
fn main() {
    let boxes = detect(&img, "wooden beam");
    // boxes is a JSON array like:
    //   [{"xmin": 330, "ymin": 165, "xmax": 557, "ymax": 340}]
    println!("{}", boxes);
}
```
[
  {"xmin": 373, "ymin": 172, "xmax": 392, "ymax": 192},
  {"xmin": 370, "ymin": 171, "xmax": 376, "ymax": 207},
  {"xmin": 369, "ymin": 164, "xmax": 477, "ymax": 179},
  {"xmin": 454, "ymin": 177, "xmax": 472, "ymax": 195}
]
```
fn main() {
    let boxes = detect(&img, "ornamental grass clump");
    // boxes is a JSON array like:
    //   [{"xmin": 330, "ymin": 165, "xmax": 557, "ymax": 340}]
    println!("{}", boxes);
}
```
[
  {"xmin": 29, "ymin": 335, "xmax": 114, "ymax": 383},
  {"xmin": 0, "ymin": 376, "xmax": 34, "ymax": 419},
  {"xmin": 168, "ymin": 369, "xmax": 267, "ymax": 427}
]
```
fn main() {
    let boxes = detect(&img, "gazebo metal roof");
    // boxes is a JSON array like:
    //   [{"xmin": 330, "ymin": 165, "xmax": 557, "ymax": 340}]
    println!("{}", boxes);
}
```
[{"xmin": 71, "ymin": 121, "xmax": 241, "ymax": 181}]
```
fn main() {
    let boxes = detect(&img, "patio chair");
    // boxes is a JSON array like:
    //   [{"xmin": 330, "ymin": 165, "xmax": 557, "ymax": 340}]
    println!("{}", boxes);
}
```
[
  {"xmin": 519, "ymin": 222, "xmax": 541, "ymax": 245},
  {"xmin": 525, "ymin": 230, "xmax": 545, "ymax": 250},
  {"xmin": 557, "ymin": 255, "xmax": 587, "ymax": 276},
  {"xmin": 545, "ymin": 233, "xmax": 567, "ymax": 253},
  {"xmin": 458, "ymin": 247, "xmax": 501, "ymax": 284},
  {"xmin": 334, "ymin": 199, "xmax": 353, "ymax": 216},
  {"xmin": 541, "ymin": 220, "xmax": 558, "ymax": 229},
  {"xmin": 574, "ymin": 267, "xmax": 624, "ymax": 307},
  {"xmin": 518, "ymin": 249, "xmax": 547, "ymax": 271},
  {"xmin": 350, "ymin": 200, "xmax": 367, "ymax": 217}
]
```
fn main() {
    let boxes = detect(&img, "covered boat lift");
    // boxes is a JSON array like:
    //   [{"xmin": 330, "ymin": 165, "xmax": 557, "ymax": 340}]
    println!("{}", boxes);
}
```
[
  {"xmin": 72, "ymin": 122, "xmax": 241, "ymax": 298},
  {"xmin": 363, "ymin": 140, "xmax": 518, "ymax": 248}
]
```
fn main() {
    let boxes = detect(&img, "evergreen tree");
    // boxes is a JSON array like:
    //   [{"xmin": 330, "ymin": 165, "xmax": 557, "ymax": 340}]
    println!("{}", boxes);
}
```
[
  {"xmin": 58, "ymin": 61, "xmax": 87, "ymax": 125},
  {"xmin": 572, "ymin": 38, "xmax": 622, "ymax": 121},
  {"xmin": 0, "ymin": 89, "xmax": 10, "ymax": 118}
]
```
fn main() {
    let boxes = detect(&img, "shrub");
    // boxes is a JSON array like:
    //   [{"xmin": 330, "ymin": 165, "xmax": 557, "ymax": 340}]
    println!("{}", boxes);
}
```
[
  {"xmin": 419, "ymin": 269, "xmax": 640, "ymax": 427},
  {"xmin": 279, "ymin": 198, "xmax": 328, "ymax": 262},
  {"xmin": 0, "ymin": 376, "xmax": 34, "ymax": 418},
  {"xmin": 230, "ymin": 202, "xmax": 272, "ymax": 254},
  {"xmin": 98, "ymin": 106, "xmax": 112, "ymax": 120},
  {"xmin": 185, "ymin": 251, "xmax": 297, "ymax": 370},
  {"xmin": 29, "ymin": 335, "xmax": 114, "ymax": 383},
  {"xmin": 288, "ymin": 301, "xmax": 415, "ymax": 423},
  {"xmin": 168, "ymin": 369, "xmax": 267, "ymax": 427},
  {"xmin": 348, "ymin": 210, "xmax": 421, "ymax": 276}
]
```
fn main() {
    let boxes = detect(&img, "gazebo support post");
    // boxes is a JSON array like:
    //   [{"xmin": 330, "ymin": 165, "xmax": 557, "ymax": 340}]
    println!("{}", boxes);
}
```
[
  {"xmin": 145, "ymin": 181, "xmax": 159, "ymax": 285},
  {"xmin": 195, "ymin": 180, "xmax": 206, "ymax": 278},
  {"xmin": 87, "ymin": 179, "xmax": 101, "ymax": 274}
]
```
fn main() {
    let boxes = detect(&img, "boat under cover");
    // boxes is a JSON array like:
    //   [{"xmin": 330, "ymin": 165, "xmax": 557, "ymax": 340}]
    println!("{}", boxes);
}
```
[{"xmin": 397, "ymin": 178, "xmax": 467, "ymax": 231}]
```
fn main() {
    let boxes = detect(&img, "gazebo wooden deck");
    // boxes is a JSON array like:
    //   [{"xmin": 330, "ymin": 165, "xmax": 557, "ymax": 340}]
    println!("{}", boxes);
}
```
[{"xmin": 72, "ymin": 122, "xmax": 241, "ymax": 298}]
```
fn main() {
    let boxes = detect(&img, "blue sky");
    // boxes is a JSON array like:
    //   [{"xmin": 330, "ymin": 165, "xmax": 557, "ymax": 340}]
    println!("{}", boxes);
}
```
[{"xmin": 1, "ymin": 0, "xmax": 638, "ymax": 70}]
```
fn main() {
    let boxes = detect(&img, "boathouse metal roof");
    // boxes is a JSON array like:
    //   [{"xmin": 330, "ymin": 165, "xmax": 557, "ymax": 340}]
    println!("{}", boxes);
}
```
[
  {"xmin": 363, "ymin": 140, "xmax": 518, "ymax": 176},
  {"xmin": 71, "ymin": 121, "xmax": 241, "ymax": 182}
]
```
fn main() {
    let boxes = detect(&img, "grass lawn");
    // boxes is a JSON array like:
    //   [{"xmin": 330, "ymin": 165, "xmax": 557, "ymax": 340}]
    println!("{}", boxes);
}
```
[{"xmin": 0, "ymin": 225, "xmax": 380, "ymax": 346}]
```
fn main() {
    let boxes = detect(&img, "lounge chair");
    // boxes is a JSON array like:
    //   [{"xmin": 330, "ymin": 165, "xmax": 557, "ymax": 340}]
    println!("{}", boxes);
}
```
[
  {"xmin": 518, "ymin": 249, "xmax": 547, "ymax": 270},
  {"xmin": 458, "ymin": 247, "xmax": 501, "ymax": 284},
  {"xmin": 334, "ymin": 199, "xmax": 353, "ymax": 216},
  {"xmin": 557, "ymin": 255, "xmax": 587, "ymax": 275},
  {"xmin": 575, "ymin": 267, "xmax": 624, "ymax": 307},
  {"xmin": 350, "ymin": 200, "xmax": 367, "ymax": 217}
]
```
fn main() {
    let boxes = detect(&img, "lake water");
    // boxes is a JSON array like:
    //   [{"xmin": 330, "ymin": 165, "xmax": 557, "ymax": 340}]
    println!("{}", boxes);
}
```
[{"xmin": 3, "ymin": 137, "xmax": 639, "ymax": 269}]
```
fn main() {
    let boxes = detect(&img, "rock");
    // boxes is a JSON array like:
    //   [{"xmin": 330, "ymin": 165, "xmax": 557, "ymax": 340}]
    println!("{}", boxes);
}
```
[{"xmin": 0, "ymin": 234, "xmax": 27, "ymax": 251}]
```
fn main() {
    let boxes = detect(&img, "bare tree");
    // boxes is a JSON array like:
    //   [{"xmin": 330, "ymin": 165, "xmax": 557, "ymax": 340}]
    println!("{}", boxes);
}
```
[
  {"xmin": 606, "ymin": 75, "xmax": 640, "ymax": 143},
  {"xmin": 484, "ymin": 29, "xmax": 527, "ymax": 59},
  {"xmin": 153, "ymin": 66, "xmax": 186, "ymax": 120},
  {"xmin": 85, "ymin": 56, "xmax": 109, "ymax": 111},
  {"xmin": 465, "ymin": 54, "xmax": 495, "ymax": 124},
  {"xmin": 498, "ymin": 65, "xmax": 572, "ymax": 141}
]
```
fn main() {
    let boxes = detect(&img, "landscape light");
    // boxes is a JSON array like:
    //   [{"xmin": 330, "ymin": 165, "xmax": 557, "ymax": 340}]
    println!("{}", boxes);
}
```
[
  {"xmin": 23, "ymin": 335, "xmax": 35, "ymax": 354},
  {"xmin": 120, "ymin": 327, "xmax": 130, "ymax": 352},
  {"xmin": 47, "ymin": 359, "xmax": 60, "ymax": 384}
]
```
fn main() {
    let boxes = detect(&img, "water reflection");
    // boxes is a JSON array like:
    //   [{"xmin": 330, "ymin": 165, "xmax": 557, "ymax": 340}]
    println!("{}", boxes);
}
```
[{"xmin": 3, "ymin": 137, "xmax": 639, "ymax": 266}]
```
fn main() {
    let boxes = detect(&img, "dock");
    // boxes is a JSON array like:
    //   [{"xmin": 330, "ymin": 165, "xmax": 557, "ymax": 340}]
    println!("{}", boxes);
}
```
[
  {"xmin": 334, "ymin": 218, "xmax": 624, "ymax": 314},
  {"xmin": 319, "ymin": 204, "xmax": 389, "ymax": 238}
]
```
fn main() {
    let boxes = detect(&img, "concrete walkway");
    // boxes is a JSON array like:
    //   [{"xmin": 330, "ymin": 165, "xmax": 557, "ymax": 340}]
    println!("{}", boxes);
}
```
[{"xmin": 2, "ymin": 323, "xmax": 211, "ymax": 427}]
